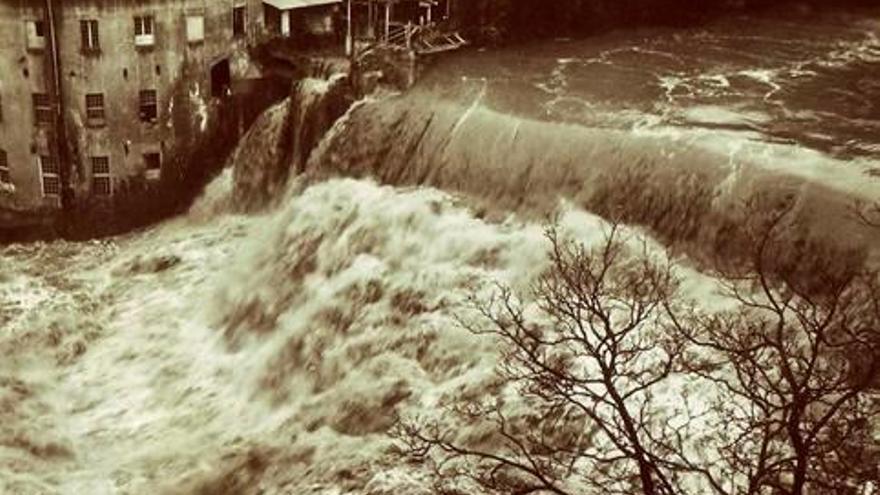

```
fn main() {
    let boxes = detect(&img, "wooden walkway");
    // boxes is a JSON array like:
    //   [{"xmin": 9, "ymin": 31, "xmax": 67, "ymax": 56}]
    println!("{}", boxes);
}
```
[
  {"xmin": 360, "ymin": 23, "xmax": 467, "ymax": 58},
  {"xmin": 412, "ymin": 30, "xmax": 467, "ymax": 54}
]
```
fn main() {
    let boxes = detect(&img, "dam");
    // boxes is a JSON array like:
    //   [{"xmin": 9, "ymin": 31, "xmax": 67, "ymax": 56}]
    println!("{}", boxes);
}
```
[{"xmin": 1, "ymin": 2, "xmax": 879, "ymax": 494}]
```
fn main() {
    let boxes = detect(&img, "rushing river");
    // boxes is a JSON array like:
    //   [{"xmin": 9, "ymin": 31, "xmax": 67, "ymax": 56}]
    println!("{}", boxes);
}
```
[
  {"xmin": 428, "ymin": 5, "xmax": 880, "ymax": 158},
  {"xmin": 2, "ymin": 6, "xmax": 879, "ymax": 495}
]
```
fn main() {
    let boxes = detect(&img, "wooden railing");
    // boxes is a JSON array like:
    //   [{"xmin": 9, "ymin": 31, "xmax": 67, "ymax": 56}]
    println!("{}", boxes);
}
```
[{"xmin": 358, "ymin": 21, "xmax": 467, "ymax": 60}]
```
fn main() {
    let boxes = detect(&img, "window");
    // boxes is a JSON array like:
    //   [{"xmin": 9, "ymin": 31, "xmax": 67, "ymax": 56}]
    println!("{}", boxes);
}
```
[
  {"xmin": 144, "ymin": 152, "xmax": 161, "ymax": 180},
  {"xmin": 139, "ymin": 90, "xmax": 157, "ymax": 122},
  {"xmin": 26, "ymin": 19, "xmax": 46, "ymax": 50},
  {"xmin": 80, "ymin": 19, "xmax": 100, "ymax": 52},
  {"xmin": 134, "ymin": 15, "xmax": 155, "ymax": 47},
  {"xmin": 232, "ymin": 6, "xmax": 246, "ymax": 38},
  {"xmin": 40, "ymin": 155, "xmax": 60, "ymax": 196},
  {"xmin": 186, "ymin": 14, "xmax": 205, "ymax": 43},
  {"xmin": 0, "ymin": 149, "xmax": 10, "ymax": 185},
  {"xmin": 32, "ymin": 93, "xmax": 52, "ymax": 125},
  {"xmin": 85, "ymin": 93, "xmax": 105, "ymax": 125},
  {"xmin": 91, "ymin": 156, "xmax": 111, "ymax": 196}
]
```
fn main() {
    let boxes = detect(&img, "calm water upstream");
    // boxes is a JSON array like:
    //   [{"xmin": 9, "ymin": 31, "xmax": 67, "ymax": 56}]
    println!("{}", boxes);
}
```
[{"xmin": 427, "ymin": 6, "xmax": 880, "ymax": 159}]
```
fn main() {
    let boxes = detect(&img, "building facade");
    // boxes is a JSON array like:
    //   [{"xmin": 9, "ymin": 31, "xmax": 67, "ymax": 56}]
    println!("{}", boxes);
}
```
[{"xmin": 0, "ymin": 0, "xmax": 267, "ymax": 224}]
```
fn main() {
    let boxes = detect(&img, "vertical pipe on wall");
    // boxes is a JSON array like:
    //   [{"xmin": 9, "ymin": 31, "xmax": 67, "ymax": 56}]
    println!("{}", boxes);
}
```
[
  {"xmin": 45, "ymin": 0, "xmax": 72, "ymax": 212},
  {"xmin": 384, "ymin": 1, "xmax": 390, "ymax": 41}
]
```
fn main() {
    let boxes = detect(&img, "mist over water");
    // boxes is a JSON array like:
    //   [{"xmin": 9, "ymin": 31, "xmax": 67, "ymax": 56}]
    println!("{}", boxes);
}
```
[{"xmin": 2, "ymin": 6, "xmax": 879, "ymax": 494}]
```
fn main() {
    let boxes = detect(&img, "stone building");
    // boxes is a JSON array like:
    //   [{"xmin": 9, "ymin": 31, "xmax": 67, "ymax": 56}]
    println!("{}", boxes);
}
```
[{"xmin": 0, "ymin": 0, "xmax": 271, "ymax": 228}]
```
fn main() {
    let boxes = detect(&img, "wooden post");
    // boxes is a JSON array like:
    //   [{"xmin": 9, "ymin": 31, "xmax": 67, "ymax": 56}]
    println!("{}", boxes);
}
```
[
  {"xmin": 280, "ymin": 10, "xmax": 291, "ymax": 37},
  {"xmin": 384, "ymin": 2, "xmax": 390, "ymax": 41},
  {"xmin": 345, "ymin": 0, "xmax": 352, "ymax": 55}
]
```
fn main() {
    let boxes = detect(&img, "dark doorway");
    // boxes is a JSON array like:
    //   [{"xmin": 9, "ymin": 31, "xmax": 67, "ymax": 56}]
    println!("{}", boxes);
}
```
[
  {"xmin": 264, "ymin": 4, "xmax": 281, "ymax": 35},
  {"xmin": 233, "ymin": 6, "xmax": 247, "ymax": 37},
  {"xmin": 211, "ymin": 59, "xmax": 231, "ymax": 98}
]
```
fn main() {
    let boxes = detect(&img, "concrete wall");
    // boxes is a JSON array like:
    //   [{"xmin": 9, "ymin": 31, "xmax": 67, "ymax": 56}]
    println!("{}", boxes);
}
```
[{"xmin": 0, "ymin": 0, "xmax": 56, "ymax": 214}]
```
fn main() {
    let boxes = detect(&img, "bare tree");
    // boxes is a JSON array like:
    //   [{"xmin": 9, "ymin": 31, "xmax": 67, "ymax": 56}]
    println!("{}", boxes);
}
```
[
  {"xmin": 394, "ymin": 223, "xmax": 718, "ymax": 495},
  {"xmin": 674, "ymin": 196, "xmax": 880, "ymax": 495},
  {"xmin": 393, "ymin": 199, "xmax": 880, "ymax": 495}
]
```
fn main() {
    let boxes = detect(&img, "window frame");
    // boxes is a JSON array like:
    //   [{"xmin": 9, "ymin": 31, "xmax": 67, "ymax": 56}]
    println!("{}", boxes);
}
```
[
  {"xmin": 186, "ymin": 13, "xmax": 205, "ymax": 44},
  {"xmin": 90, "ymin": 155, "xmax": 111, "ymax": 196},
  {"xmin": 138, "ymin": 89, "xmax": 158, "ymax": 123},
  {"xmin": 80, "ymin": 19, "xmax": 100, "ymax": 53},
  {"xmin": 32, "ymin": 93, "xmax": 52, "ymax": 126},
  {"xmin": 26, "ymin": 19, "xmax": 46, "ymax": 51},
  {"xmin": 232, "ymin": 5, "xmax": 247, "ymax": 38},
  {"xmin": 0, "ymin": 149, "xmax": 10, "ymax": 185},
  {"xmin": 85, "ymin": 93, "xmax": 106, "ymax": 126},
  {"xmin": 39, "ymin": 154, "xmax": 60, "ymax": 197},
  {"xmin": 134, "ymin": 15, "xmax": 155, "ymax": 48},
  {"xmin": 143, "ymin": 151, "xmax": 161, "ymax": 180}
]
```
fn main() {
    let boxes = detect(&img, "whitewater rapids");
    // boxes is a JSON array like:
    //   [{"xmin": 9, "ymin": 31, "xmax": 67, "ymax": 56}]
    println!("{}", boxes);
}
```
[
  {"xmin": 3, "ymin": 175, "xmax": 724, "ymax": 494},
  {"xmin": 2, "ymin": 5, "xmax": 879, "ymax": 493}
]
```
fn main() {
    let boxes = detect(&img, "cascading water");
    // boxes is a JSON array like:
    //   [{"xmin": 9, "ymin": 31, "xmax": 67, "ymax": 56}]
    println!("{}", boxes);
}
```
[
  {"xmin": 225, "ymin": 74, "xmax": 353, "ymax": 213},
  {"xmin": 1, "ymin": 5, "xmax": 879, "ymax": 494},
  {"xmin": 308, "ymin": 6, "xmax": 880, "ymax": 253}
]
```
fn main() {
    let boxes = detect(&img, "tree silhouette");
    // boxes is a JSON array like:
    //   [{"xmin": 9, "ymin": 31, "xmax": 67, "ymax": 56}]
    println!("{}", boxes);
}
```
[
  {"xmin": 395, "ymin": 223, "xmax": 719, "ymax": 495},
  {"xmin": 394, "ymin": 202, "xmax": 880, "ymax": 495},
  {"xmin": 674, "ymin": 196, "xmax": 880, "ymax": 495}
]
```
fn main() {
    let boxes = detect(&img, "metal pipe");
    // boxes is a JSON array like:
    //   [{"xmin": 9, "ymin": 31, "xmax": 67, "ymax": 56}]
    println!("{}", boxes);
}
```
[{"xmin": 45, "ymin": 0, "xmax": 72, "ymax": 211}]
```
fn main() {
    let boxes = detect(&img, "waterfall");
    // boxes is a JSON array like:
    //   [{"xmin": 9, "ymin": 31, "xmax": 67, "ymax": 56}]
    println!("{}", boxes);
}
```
[
  {"xmin": 194, "ymin": 73, "xmax": 355, "ymax": 214},
  {"xmin": 302, "ymin": 87, "xmax": 880, "ymax": 260}
]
